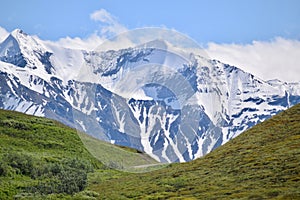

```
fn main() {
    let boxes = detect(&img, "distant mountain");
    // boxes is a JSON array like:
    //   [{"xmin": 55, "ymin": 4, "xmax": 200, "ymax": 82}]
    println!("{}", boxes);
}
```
[
  {"xmin": 0, "ymin": 29, "xmax": 300, "ymax": 162},
  {"xmin": 90, "ymin": 103, "xmax": 300, "ymax": 199}
]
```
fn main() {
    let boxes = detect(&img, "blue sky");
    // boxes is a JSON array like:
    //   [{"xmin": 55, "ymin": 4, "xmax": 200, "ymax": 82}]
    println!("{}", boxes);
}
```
[
  {"xmin": 0, "ymin": 0, "xmax": 299, "ymax": 44},
  {"xmin": 0, "ymin": 0, "xmax": 299, "ymax": 82}
]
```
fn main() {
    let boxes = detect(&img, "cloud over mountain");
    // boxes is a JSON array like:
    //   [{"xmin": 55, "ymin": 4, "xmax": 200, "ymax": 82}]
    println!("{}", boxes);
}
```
[{"xmin": 206, "ymin": 37, "xmax": 300, "ymax": 83}]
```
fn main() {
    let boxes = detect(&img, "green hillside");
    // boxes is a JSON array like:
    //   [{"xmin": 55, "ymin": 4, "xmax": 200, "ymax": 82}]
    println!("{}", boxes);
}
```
[
  {"xmin": 89, "ymin": 104, "xmax": 300, "ymax": 199},
  {"xmin": 77, "ymin": 132, "xmax": 161, "ymax": 172},
  {"xmin": 0, "ymin": 109, "xmax": 157, "ymax": 199},
  {"xmin": 1, "ymin": 104, "xmax": 299, "ymax": 199}
]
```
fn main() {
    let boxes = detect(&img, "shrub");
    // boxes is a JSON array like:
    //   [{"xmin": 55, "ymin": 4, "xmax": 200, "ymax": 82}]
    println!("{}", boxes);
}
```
[
  {"xmin": 28, "ymin": 158, "xmax": 91, "ymax": 195},
  {"xmin": 2, "ymin": 152, "xmax": 35, "ymax": 176},
  {"xmin": 62, "ymin": 157, "xmax": 94, "ymax": 173},
  {"xmin": 0, "ymin": 161, "xmax": 9, "ymax": 176}
]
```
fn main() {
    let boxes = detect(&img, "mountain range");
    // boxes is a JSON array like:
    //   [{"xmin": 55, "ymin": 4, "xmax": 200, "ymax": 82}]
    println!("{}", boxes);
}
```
[{"xmin": 0, "ymin": 29, "xmax": 299, "ymax": 162}]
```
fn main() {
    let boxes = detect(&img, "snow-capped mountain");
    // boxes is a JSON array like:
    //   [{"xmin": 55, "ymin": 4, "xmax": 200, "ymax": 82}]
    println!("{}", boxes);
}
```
[{"xmin": 0, "ymin": 29, "xmax": 299, "ymax": 162}]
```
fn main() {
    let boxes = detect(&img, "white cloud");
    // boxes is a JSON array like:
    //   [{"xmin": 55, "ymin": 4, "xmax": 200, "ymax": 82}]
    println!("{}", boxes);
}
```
[
  {"xmin": 0, "ymin": 26, "xmax": 9, "ymax": 42},
  {"xmin": 90, "ymin": 9, "xmax": 127, "ymax": 36},
  {"xmin": 206, "ymin": 38, "xmax": 300, "ymax": 83},
  {"xmin": 95, "ymin": 33, "xmax": 135, "ymax": 51},
  {"xmin": 52, "ymin": 33, "xmax": 105, "ymax": 51},
  {"xmin": 90, "ymin": 8, "xmax": 115, "ymax": 24}
]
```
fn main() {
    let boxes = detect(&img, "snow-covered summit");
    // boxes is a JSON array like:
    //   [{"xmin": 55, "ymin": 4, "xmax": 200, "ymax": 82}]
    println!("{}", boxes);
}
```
[
  {"xmin": 0, "ymin": 29, "xmax": 55, "ymax": 78},
  {"xmin": 11, "ymin": 28, "xmax": 27, "ymax": 37}
]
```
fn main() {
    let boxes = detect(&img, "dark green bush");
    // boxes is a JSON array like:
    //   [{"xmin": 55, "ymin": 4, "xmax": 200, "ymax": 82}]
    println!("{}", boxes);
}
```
[
  {"xmin": 28, "ymin": 158, "xmax": 91, "ymax": 195},
  {"xmin": 57, "ymin": 167, "xmax": 88, "ymax": 194},
  {"xmin": 62, "ymin": 157, "xmax": 94, "ymax": 173},
  {"xmin": 2, "ymin": 152, "xmax": 35, "ymax": 176},
  {"xmin": 0, "ymin": 152, "xmax": 91, "ymax": 195},
  {"xmin": 0, "ymin": 161, "xmax": 9, "ymax": 176}
]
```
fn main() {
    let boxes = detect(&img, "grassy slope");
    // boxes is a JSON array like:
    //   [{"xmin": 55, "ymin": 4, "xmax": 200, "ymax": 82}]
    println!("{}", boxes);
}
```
[
  {"xmin": 0, "ymin": 109, "xmax": 157, "ymax": 199},
  {"xmin": 78, "ymin": 132, "xmax": 160, "ymax": 172},
  {"xmin": 89, "ymin": 103, "xmax": 300, "ymax": 199}
]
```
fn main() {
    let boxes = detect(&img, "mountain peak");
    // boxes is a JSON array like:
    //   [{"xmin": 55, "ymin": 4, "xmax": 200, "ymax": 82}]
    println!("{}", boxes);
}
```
[
  {"xmin": 0, "ymin": 29, "xmax": 26, "ymax": 53},
  {"xmin": 11, "ymin": 29, "xmax": 27, "ymax": 38},
  {"xmin": 0, "ymin": 28, "xmax": 54, "ymax": 74}
]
